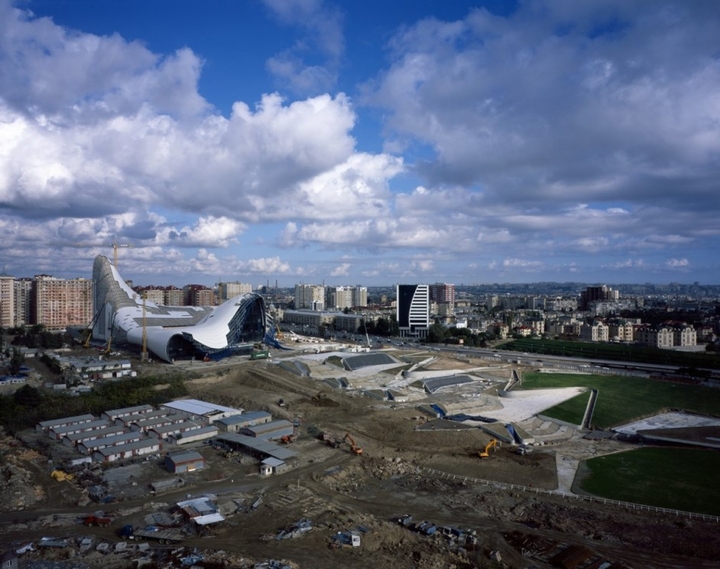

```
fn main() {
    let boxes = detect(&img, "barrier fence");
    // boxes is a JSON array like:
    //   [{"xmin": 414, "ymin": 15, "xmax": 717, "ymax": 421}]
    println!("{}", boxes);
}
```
[{"xmin": 423, "ymin": 467, "xmax": 720, "ymax": 523}]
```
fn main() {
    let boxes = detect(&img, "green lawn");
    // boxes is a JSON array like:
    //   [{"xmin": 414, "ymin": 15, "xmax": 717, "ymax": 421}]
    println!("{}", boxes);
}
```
[
  {"xmin": 577, "ymin": 447, "xmax": 720, "ymax": 516},
  {"xmin": 521, "ymin": 372, "xmax": 720, "ymax": 428}
]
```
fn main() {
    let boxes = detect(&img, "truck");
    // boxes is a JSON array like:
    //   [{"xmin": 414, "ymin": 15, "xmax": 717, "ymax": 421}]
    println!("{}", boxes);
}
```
[{"xmin": 83, "ymin": 515, "xmax": 112, "ymax": 527}]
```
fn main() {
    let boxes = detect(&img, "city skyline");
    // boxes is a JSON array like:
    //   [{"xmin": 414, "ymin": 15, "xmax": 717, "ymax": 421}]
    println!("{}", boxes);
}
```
[{"xmin": 1, "ymin": 1, "xmax": 720, "ymax": 286}]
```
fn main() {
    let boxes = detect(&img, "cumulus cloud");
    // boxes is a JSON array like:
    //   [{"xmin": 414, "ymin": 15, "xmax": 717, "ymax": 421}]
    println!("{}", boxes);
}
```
[
  {"xmin": 1, "ymin": 0, "xmax": 719, "ymax": 283},
  {"xmin": 358, "ymin": 1, "xmax": 720, "ymax": 276},
  {"xmin": 263, "ymin": 0, "xmax": 344, "ymax": 94},
  {"xmin": 330, "ymin": 263, "xmax": 351, "ymax": 277}
]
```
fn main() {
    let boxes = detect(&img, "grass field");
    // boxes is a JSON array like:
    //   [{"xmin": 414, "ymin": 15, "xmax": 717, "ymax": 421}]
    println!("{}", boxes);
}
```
[
  {"xmin": 576, "ymin": 447, "xmax": 720, "ymax": 516},
  {"xmin": 521, "ymin": 372, "xmax": 720, "ymax": 428}
]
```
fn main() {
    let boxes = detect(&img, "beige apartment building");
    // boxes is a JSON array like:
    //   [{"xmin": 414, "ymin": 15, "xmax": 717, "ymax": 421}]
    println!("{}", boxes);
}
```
[
  {"xmin": 32, "ymin": 275, "xmax": 93, "ymax": 331},
  {"xmin": 218, "ymin": 282, "xmax": 253, "ymax": 302},
  {"xmin": 0, "ymin": 274, "xmax": 14, "ymax": 328}
]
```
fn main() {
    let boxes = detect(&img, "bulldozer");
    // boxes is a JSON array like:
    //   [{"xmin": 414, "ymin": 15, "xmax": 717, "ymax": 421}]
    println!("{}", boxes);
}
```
[
  {"xmin": 343, "ymin": 432, "xmax": 363, "ymax": 456},
  {"xmin": 478, "ymin": 439, "xmax": 499, "ymax": 459}
]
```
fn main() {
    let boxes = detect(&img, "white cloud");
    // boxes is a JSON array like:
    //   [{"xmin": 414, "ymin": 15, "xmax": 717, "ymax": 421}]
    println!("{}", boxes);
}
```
[
  {"xmin": 329, "ymin": 263, "xmax": 351, "ymax": 277},
  {"xmin": 262, "ymin": 0, "xmax": 344, "ymax": 94},
  {"xmin": 666, "ymin": 258, "xmax": 690, "ymax": 268}
]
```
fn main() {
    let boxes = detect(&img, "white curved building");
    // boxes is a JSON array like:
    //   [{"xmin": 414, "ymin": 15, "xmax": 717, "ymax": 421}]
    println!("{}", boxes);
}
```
[{"xmin": 91, "ymin": 256, "xmax": 268, "ymax": 362}]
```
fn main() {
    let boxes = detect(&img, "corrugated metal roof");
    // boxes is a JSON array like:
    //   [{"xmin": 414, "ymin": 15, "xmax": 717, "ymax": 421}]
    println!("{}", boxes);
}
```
[
  {"xmin": 162, "ymin": 399, "xmax": 242, "ymax": 417},
  {"xmin": 217, "ymin": 433, "xmax": 297, "ymax": 460},
  {"xmin": 167, "ymin": 450, "xmax": 204, "ymax": 464}
]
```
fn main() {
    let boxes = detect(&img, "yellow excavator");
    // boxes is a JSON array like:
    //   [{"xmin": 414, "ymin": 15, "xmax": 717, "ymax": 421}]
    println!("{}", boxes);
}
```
[
  {"xmin": 343, "ymin": 432, "xmax": 363, "ymax": 455},
  {"xmin": 478, "ymin": 439, "xmax": 498, "ymax": 459}
]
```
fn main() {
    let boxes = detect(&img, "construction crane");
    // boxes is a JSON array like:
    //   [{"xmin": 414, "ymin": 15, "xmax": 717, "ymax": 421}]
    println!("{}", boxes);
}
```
[
  {"xmin": 478, "ymin": 439, "xmax": 499, "ymax": 459},
  {"xmin": 109, "ymin": 241, "xmax": 133, "ymax": 269},
  {"xmin": 141, "ymin": 292, "xmax": 149, "ymax": 362},
  {"xmin": 343, "ymin": 432, "xmax": 363, "ymax": 455}
]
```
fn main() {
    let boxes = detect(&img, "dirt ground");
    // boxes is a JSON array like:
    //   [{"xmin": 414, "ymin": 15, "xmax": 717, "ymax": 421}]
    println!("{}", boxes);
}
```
[{"xmin": 2, "ymin": 351, "xmax": 720, "ymax": 569}]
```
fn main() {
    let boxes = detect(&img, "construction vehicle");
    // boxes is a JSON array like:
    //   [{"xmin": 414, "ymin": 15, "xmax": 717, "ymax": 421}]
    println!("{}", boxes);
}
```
[
  {"xmin": 280, "ymin": 434, "xmax": 296, "ymax": 444},
  {"xmin": 343, "ymin": 432, "xmax": 363, "ymax": 455},
  {"xmin": 51, "ymin": 469, "xmax": 75, "ymax": 482},
  {"xmin": 83, "ymin": 515, "xmax": 112, "ymax": 527},
  {"xmin": 478, "ymin": 439, "xmax": 498, "ymax": 459}
]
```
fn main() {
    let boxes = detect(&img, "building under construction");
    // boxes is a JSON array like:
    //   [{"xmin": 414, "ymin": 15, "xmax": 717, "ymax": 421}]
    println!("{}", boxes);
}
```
[{"xmin": 90, "ymin": 255, "xmax": 268, "ymax": 363}]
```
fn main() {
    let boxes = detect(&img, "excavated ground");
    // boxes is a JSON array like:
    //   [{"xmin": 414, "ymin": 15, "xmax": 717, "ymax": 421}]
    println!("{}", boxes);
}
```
[{"xmin": 2, "ymin": 353, "xmax": 720, "ymax": 569}]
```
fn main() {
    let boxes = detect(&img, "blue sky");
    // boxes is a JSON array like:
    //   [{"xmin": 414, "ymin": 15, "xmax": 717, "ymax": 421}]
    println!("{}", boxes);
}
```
[{"xmin": 1, "ymin": 0, "xmax": 719, "ymax": 287}]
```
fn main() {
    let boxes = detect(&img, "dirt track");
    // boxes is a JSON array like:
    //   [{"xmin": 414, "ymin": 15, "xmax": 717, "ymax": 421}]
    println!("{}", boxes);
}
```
[{"xmin": 3, "ymin": 355, "xmax": 720, "ymax": 568}]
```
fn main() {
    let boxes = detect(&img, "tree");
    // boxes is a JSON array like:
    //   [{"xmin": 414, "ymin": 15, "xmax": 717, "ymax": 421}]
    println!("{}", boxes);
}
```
[
  {"xmin": 8, "ymin": 347, "xmax": 24, "ymax": 375},
  {"xmin": 13, "ymin": 384, "xmax": 41, "ymax": 408},
  {"xmin": 427, "ymin": 323, "xmax": 448, "ymax": 344}
]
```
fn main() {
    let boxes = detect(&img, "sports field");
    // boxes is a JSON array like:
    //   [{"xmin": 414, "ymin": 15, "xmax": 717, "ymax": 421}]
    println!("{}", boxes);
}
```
[{"xmin": 521, "ymin": 372, "xmax": 720, "ymax": 428}]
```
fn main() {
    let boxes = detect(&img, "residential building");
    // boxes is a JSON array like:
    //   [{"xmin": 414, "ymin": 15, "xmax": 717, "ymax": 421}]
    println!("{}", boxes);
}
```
[
  {"xmin": 295, "ymin": 284, "xmax": 325, "ymax": 310},
  {"xmin": 580, "ymin": 285, "xmax": 619, "ymax": 310},
  {"xmin": 429, "ymin": 283, "xmax": 456, "ymax": 305},
  {"xmin": 0, "ymin": 274, "xmax": 14, "ymax": 329},
  {"xmin": 396, "ymin": 284, "xmax": 430, "ymax": 338},
  {"xmin": 13, "ymin": 278, "xmax": 32, "ymax": 327},
  {"xmin": 352, "ymin": 286, "xmax": 368, "ymax": 308},
  {"xmin": 218, "ymin": 282, "xmax": 253, "ymax": 302},
  {"xmin": 635, "ymin": 325, "xmax": 675, "ymax": 348},
  {"xmin": 580, "ymin": 321, "xmax": 609, "ymax": 342},
  {"xmin": 326, "ymin": 286, "xmax": 354, "ymax": 310},
  {"xmin": 184, "ymin": 285, "xmax": 215, "ymax": 306},
  {"xmin": 32, "ymin": 275, "xmax": 93, "ymax": 331},
  {"xmin": 164, "ymin": 286, "xmax": 185, "ymax": 306},
  {"xmin": 608, "ymin": 320, "xmax": 635, "ymax": 342},
  {"xmin": 673, "ymin": 325, "xmax": 697, "ymax": 347}
]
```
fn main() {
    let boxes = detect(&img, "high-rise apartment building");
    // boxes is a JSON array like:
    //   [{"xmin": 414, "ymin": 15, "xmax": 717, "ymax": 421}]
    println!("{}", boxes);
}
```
[
  {"xmin": 396, "ymin": 284, "xmax": 430, "ymax": 338},
  {"xmin": 326, "ymin": 286, "xmax": 368, "ymax": 310},
  {"xmin": 580, "ymin": 285, "xmax": 619, "ymax": 310},
  {"xmin": 352, "ymin": 286, "xmax": 368, "ymax": 308},
  {"xmin": 184, "ymin": 285, "xmax": 215, "ymax": 307},
  {"xmin": 32, "ymin": 275, "xmax": 93, "ymax": 331},
  {"xmin": 429, "ymin": 283, "xmax": 455, "ymax": 305},
  {"xmin": 295, "ymin": 284, "xmax": 325, "ymax": 310},
  {"xmin": 164, "ymin": 286, "xmax": 184, "ymax": 306},
  {"xmin": 218, "ymin": 282, "xmax": 253, "ymax": 302},
  {"xmin": 0, "ymin": 274, "xmax": 14, "ymax": 329},
  {"xmin": 13, "ymin": 278, "xmax": 32, "ymax": 327}
]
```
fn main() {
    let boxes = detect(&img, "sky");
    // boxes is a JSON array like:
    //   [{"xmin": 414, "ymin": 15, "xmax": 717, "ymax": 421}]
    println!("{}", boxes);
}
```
[{"xmin": 1, "ymin": 0, "xmax": 719, "ymax": 287}]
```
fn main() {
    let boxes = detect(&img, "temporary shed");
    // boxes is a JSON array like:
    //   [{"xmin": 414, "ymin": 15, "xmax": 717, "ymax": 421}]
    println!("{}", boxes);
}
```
[
  {"xmin": 215, "ymin": 411, "xmax": 272, "ymax": 433},
  {"xmin": 260, "ymin": 457, "xmax": 288, "ymax": 475},
  {"xmin": 101, "ymin": 404, "xmax": 154, "ymax": 423},
  {"xmin": 240, "ymin": 419, "xmax": 293, "ymax": 440},
  {"xmin": 36, "ymin": 414, "xmax": 95, "ymax": 433},
  {"xmin": 160, "ymin": 399, "xmax": 243, "ymax": 422},
  {"xmin": 165, "ymin": 451, "xmax": 205, "ymax": 473},
  {"xmin": 92, "ymin": 438, "xmax": 161, "ymax": 462},
  {"xmin": 168, "ymin": 425, "xmax": 219, "ymax": 445}
]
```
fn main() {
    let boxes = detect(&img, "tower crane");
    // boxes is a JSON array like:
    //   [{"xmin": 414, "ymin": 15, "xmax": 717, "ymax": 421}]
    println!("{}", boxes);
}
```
[{"xmin": 109, "ymin": 241, "xmax": 134, "ymax": 269}]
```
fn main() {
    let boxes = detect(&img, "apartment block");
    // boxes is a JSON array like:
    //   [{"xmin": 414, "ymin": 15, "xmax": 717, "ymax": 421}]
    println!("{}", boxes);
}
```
[
  {"xmin": 218, "ymin": 282, "xmax": 253, "ymax": 302},
  {"xmin": 0, "ymin": 274, "xmax": 14, "ymax": 328},
  {"xmin": 295, "ymin": 284, "xmax": 325, "ymax": 311},
  {"xmin": 13, "ymin": 278, "xmax": 32, "ymax": 327},
  {"xmin": 32, "ymin": 275, "xmax": 93, "ymax": 331},
  {"xmin": 580, "ymin": 321, "xmax": 609, "ymax": 342}
]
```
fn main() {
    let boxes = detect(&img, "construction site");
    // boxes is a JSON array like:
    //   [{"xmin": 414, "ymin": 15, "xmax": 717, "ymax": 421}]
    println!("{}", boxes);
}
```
[{"xmin": 1, "ymin": 342, "xmax": 720, "ymax": 569}]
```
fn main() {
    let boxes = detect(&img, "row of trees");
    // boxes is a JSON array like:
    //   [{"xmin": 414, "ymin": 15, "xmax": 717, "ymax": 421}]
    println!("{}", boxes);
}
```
[{"xmin": 0, "ymin": 375, "xmax": 188, "ymax": 435}]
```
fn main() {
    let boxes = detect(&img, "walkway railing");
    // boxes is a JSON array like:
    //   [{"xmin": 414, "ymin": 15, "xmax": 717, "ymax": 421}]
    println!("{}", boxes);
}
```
[{"xmin": 423, "ymin": 467, "xmax": 720, "ymax": 523}]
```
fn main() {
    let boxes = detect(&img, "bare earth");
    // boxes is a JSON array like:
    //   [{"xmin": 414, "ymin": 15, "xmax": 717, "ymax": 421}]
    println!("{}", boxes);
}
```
[{"xmin": 2, "ymin": 351, "xmax": 720, "ymax": 569}]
